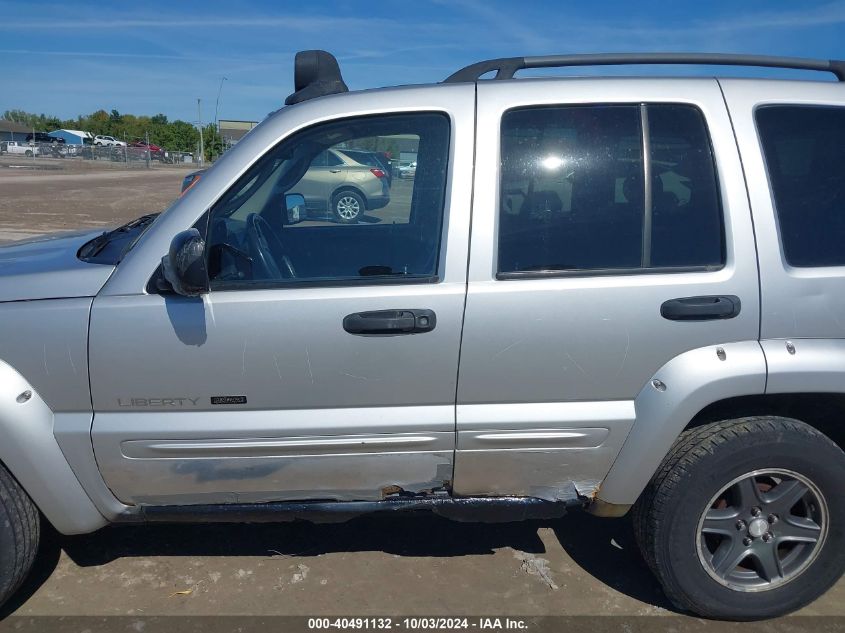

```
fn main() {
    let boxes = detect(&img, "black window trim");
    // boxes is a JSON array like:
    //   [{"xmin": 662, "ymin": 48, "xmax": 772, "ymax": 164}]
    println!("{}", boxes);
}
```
[
  {"xmin": 753, "ymin": 102, "xmax": 845, "ymax": 270},
  {"xmin": 494, "ymin": 101, "xmax": 727, "ymax": 280},
  {"xmin": 211, "ymin": 274, "xmax": 440, "ymax": 292},
  {"xmin": 201, "ymin": 110, "xmax": 453, "ymax": 292}
]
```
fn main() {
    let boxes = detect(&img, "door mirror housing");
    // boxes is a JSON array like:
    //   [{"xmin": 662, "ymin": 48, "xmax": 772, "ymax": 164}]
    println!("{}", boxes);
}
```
[
  {"xmin": 161, "ymin": 229, "xmax": 209, "ymax": 297},
  {"xmin": 285, "ymin": 193, "xmax": 306, "ymax": 225}
]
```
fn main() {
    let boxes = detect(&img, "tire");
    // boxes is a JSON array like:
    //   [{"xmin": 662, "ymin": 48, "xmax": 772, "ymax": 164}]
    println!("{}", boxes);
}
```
[
  {"xmin": 633, "ymin": 417, "xmax": 845, "ymax": 620},
  {"xmin": 0, "ymin": 462, "xmax": 39, "ymax": 609},
  {"xmin": 24, "ymin": 151, "xmax": 32, "ymax": 157},
  {"xmin": 331, "ymin": 190, "xmax": 365, "ymax": 224}
]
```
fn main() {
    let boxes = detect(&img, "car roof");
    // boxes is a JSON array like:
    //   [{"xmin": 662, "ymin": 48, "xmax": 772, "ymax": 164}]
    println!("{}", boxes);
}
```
[{"xmin": 283, "ymin": 50, "xmax": 845, "ymax": 107}]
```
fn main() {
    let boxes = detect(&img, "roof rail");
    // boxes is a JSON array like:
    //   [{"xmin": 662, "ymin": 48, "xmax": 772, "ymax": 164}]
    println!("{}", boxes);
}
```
[
  {"xmin": 444, "ymin": 53, "xmax": 845, "ymax": 83},
  {"xmin": 285, "ymin": 50, "xmax": 349, "ymax": 105}
]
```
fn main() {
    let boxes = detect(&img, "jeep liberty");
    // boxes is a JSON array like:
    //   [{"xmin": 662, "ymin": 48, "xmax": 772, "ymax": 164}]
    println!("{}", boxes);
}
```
[{"xmin": 1, "ymin": 51, "xmax": 844, "ymax": 620}]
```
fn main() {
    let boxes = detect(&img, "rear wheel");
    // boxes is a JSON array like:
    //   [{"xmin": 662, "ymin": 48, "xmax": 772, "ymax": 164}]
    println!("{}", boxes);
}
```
[
  {"xmin": 0, "ymin": 463, "xmax": 39, "ymax": 609},
  {"xmin": 331, "ymin": 190, "xmax": 365, "ymax": 224},
  {"xmin": 633, "ymin": 417, "xmax": 845, "ymax": 620}
]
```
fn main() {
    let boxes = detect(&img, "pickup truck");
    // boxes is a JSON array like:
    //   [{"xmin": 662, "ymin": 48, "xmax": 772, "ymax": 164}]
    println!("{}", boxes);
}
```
[
  {"xmin": 0, "ymin": 141, "xmax": 38, "ymax": 156},
  {"xmin": 0, "ymin": 50, "xmax": 844, "ymax": 621}
]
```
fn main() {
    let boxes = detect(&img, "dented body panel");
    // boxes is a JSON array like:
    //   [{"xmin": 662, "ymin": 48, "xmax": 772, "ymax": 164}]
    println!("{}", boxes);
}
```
[
  {"xmin": 92, "ymin": 406, "xmax": 455, "ymax": 505},
  {"xmin": 453, "ymin": 401, "xmax": 634, "ymax": 500}
]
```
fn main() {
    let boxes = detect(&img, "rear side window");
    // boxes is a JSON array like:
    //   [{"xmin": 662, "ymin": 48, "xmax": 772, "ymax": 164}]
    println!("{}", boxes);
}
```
[
  {"xmin": 756, "ymin": 105, "xmax": 845, "ymax": 267},
  {"xmin": 498, "ymin": 104, "xmax": 724, "ymax": 276}
]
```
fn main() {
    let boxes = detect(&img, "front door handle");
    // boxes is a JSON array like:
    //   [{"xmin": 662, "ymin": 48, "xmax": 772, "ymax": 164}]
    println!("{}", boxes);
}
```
[
  {"xmin": 343, "ymin": 309, "xmax": 437, "ymax": 335},
  {"xmin": 660, "ymin": 295, "xmax": 741, "ymax": 321},
  {"xmin": 329, "ymin": 169, "xmax": 342, "ymax": 173}
]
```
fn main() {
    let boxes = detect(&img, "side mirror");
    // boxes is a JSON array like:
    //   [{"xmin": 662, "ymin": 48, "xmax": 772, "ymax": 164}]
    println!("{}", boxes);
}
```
[
  {"xmin": 285, "ymin": 193, "xmax": 306, "ymax": 224},
  {"xmin": 161, "ymin": 229, "xmax": 208, "ymax": 297}
]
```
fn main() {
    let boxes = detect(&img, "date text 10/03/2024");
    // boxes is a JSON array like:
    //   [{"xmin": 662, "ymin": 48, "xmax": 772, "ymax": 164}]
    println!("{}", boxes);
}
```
[{"xmin": 307, "ymin": 618, "xmax": 529, "ymax": 630}]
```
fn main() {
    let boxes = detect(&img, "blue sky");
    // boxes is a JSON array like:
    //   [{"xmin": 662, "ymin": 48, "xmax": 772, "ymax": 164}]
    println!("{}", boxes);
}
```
[{"xmin": 1, "ymin": 0, "xmax": 844, "ymax": 124}]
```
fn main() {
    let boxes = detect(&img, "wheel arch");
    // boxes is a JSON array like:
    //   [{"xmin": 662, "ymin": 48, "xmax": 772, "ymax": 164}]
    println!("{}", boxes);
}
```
[
  {"xmin": 331, "ymin": 185, "xmax": 369, "ymax": 209},
  {"xmin": 595, "ymin": 339, "xmax": 845, "ymax": 516},
  {"xmin": 593, "ymin": 341, "xmax": 767, "ymax": 514},
  {"xmin": 687, "ymin": 393, "xmax": 845, "ymax": 453},
  {"xmin": 0, "ymin": 358, "xmax": 107, "ymax": 535}
]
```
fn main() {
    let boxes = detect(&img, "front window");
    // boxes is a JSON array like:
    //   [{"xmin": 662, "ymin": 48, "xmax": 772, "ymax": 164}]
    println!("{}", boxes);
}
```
[{"xmin": 206, "ymin": 112, "xmax": 451, "ymax": 288}]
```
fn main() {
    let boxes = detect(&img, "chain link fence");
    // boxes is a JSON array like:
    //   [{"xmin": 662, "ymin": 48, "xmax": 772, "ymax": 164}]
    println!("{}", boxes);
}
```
[{"xmin": 0, "ymin": 140, "xmax": 197, "ymax": 167}]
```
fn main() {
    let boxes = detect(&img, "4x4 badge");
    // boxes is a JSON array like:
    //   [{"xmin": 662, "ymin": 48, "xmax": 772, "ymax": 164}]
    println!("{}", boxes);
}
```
[{"xmin": 210, "ymin": 395, "xmax": 247, "ymax": 405}]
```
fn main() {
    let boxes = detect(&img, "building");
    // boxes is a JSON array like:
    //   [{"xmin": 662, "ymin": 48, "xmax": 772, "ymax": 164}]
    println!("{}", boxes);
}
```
[
  {"xmin": 218, "ymin": 120, "xmax": 258, "ymax": 148},
  {"xmin": 0, "ymin": 120, "xmax": 32, "ymax": 142},
  {"xmin": 49, "ymin": 129, "xmax": 93, "ymax": 145}
]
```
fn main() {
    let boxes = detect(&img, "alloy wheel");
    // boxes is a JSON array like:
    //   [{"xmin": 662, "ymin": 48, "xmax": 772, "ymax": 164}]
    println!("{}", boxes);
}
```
[
  {"xmin": 697, "ymin": 468, "xmax": 828, "ymax": 592},
  {"xmin": 336, "ymin": 196, "xmax": 361, "ymax": 220}
]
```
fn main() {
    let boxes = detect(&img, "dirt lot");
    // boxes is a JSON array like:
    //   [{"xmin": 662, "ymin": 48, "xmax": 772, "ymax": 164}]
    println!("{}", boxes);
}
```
[
  {"xmin": 0, "ymin": 162, "xmax": 842, "ymax": 629},
  {"xmin": 0, "ymin": 158, "xmax": 189, "ymax": 242}
]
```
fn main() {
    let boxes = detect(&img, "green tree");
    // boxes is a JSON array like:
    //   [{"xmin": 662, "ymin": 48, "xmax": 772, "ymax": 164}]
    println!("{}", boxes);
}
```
[
  {"xmin": 202, "ymin": 123, "xmax": 224, "ymax": 161},
  {"xmin": 2, "ymin": 108, "xmax": 206, "ymax": 154}
]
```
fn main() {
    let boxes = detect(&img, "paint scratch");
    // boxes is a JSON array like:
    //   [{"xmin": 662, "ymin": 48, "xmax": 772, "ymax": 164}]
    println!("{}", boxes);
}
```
[
  {"xmin": 273, "ymin": 353, "xmax": 283, "ymax": 381},
  {"xmin": 341, "ymin": 371, "xmax": 371, "ymax": 381},
  {"xmin": 67, "ymin": 345, "xmax": 78, "ymax": 375},
  {"xmin": 564, "ymin": 352, "xmax": 586, "ymax": 376},
  {"xmin": 493, "ymin": 338, "xmax": 524, "ymax": 359},
  {"xmin": 615, "ymin": 326, "xmax": 630, "ymax": 377},
  {"xmin": 241, "ymin": 342, "xmax": 247, "ymax": 376},
  {"xmin": 304, "ymin": 347, "xmax": 315, "ymax": 385},
  {"xmin": 42, "ymin": 344, "xmax": 50, "ymax": 375}
]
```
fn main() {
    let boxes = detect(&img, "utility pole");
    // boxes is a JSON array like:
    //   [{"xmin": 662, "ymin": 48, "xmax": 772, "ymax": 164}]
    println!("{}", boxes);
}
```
[
  {"xmin": 197, "ymin": 98, "xmax": 204, "ymax": 167},
  {"xmin": 145, "ymin": 130, "xmax": 150, "ymax": 169},
  {"xmin": 214, "ymin": 77, "xmax": 227, "ymax": 161}
]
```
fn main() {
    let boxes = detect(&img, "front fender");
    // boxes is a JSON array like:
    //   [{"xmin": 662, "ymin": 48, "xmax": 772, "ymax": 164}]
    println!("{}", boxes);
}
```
[
  {"xmin": 596, "ymin": 340, "xmax": 767, "ymax": 509},
  {"xmin": 0, "ymin": 359, "xmax": 108, "ymax": 534}
]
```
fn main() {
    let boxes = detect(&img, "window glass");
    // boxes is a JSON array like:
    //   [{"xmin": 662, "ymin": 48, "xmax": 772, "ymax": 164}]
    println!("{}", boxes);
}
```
[
  {"xmin": 498, "ymin": 104, "xmax": 724, "ymax": 275},
  {"xmin": 207, "ymin": 113, "xmax": 450, "ymax": 287},
  {"xmin": 648, "ymin": 105, "xmax": 724, "ymax": 268},
  {"xmin": 756, "ymin": 106, "xmax": 845, "ymax": 267}
]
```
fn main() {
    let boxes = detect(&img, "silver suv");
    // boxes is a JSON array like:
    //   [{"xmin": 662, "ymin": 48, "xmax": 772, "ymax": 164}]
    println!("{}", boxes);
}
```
[{"xmin": 1, "ymin": 50, "xmax": 844, "ymax": 620}]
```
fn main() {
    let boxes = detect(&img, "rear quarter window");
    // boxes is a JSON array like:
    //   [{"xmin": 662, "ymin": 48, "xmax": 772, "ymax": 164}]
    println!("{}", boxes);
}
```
[{"xmin": 756, "ymin": 105, "xmax": 845, "ymax": 268}]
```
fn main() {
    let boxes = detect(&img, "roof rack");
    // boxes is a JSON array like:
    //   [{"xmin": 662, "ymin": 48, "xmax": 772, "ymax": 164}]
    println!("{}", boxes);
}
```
[
  {"xmin": 444, "ymin": 53, "xmax": 845, "ymax": 83},
  {"xmin": 285, "ymin": 50, "xmax": 349, "ymax": 105}
]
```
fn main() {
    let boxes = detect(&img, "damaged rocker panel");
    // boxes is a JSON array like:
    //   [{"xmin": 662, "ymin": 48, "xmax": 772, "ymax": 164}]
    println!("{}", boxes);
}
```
[{"xmin": 120, "ymin": 494, "xmax": 584, "ymax": 525}]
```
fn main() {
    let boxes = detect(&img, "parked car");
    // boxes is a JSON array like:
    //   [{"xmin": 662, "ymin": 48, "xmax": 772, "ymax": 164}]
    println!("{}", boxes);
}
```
[
  {"xmin": 338, "ymin": 148, "xmax": 394, "ymax": 186},
  {"xmin": 110, "ymin": 145, "xmax": 150, "ymax": 162},
  {"xmin": 0, "ymin": 140, "xmax": 38, "ymax": 156},
  {"xmin": 180, "ymin": 170, "xmax": 204, "ymax": 195},
  {"xmin": 1, "ymin": 51, "xmax": 845, "ymax": 621},
  {"xmin": 179, "ymin": 148, "xmax": 390, "ymax": 224},
  {"xmin": 93, "ymin": 135, "xmax": 126, "ymax": 147},
  {"xmin": 25, "ymin": 132, "xmax": 64, "ymax": 144},
  {"xmin": 397, "ymin": 160, "xmax": 416, "ymax": 179},
  {"xmin": 129, "ymin": 140, "xmax": 164, "ymax": 160}
]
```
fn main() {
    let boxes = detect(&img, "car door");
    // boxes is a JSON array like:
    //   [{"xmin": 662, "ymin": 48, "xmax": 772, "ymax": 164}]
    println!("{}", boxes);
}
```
[
  {"xmin": 88, "ymin": 89, "xmax": 475, "ymax": 506},
  {"xmin": 453, "ymin": 79, "xmax": 760, "ymax": 500}
]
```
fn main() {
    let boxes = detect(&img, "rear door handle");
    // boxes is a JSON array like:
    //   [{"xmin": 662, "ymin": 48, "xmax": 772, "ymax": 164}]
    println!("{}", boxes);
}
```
[
  {"xmin": 660, "ymin": 295, "xmax": 741, "ymax": 321},
  {"xmin": 343, "ymin": 309, "xmax": 436, "ymax": 335}
]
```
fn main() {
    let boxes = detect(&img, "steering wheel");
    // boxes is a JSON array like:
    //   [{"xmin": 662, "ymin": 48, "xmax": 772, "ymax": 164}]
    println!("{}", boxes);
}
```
[{"xmin": 245, "ymin": 213, "xmax": 297, "ymax": 280}]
